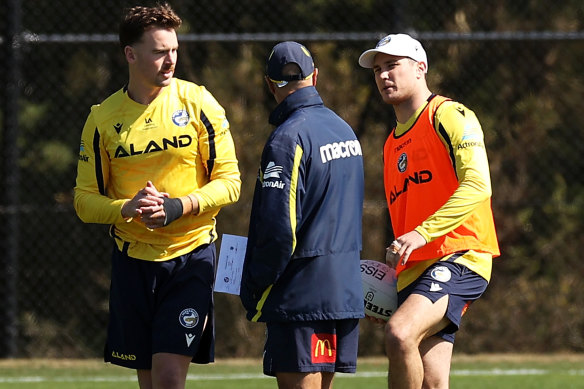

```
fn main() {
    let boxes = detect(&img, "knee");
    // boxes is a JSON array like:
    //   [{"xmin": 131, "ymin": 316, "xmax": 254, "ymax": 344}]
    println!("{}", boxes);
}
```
[
  {"xmin": 384, "ymin": 320, "xmax": 416, "ymax": 355},
  {"xmin": 150, "ymin": 353, "xmax": 190, "ymax": 389},
  {"xmin": 422, "ymin": 375, "xmax": 449, "ymax": 389},
  {"xmin": 152, "ymin": 367, "xmax": 183, "ymax": 389}
]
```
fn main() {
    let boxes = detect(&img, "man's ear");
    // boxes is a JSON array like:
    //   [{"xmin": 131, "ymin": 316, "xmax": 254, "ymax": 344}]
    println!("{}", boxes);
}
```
[
  {"xmin": 124, "ymin": 46, "xmax": 136, "ymax": 63},
  {"xmin": 311, "ymin": 68, "xmax": 319, "ymax": 86},
  {"xmin": 417, "ymin": 62, "xmax": 427, "ymax": 78}
]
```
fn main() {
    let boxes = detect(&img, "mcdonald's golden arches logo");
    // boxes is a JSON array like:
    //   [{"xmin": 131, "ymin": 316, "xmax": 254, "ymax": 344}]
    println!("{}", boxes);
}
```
[{"xmin": 311, "ymin": 333, "xmax": 337, "ymax": 364}]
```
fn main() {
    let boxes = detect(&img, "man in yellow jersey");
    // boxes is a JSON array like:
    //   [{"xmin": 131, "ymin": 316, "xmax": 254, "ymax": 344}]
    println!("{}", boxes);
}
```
[
  {"xmin": 74, "ymin": 3, "xmax": 240, "ymax": 388},
  {"xmin": 358, "ymin": 34, "xmax": 499, "ymax": 388}
]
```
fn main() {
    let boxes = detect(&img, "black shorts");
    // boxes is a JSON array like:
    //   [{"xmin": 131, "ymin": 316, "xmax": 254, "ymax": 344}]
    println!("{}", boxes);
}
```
[
  {"xmin": 263, "ymin": 319, "xmax": 359, "ymax": 377},
  {"xmin": 105, "ymin": 243, "xmax": 216, "ymax": 369},
  {"xmin": 398, "ymin": 260, "xmax": 488, "ymax": 343}
]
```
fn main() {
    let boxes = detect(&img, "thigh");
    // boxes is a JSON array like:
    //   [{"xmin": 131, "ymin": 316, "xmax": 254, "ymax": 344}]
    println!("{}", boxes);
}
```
[
  {"xmin": 276, "ymin": 371, "xmax": 335, "ymax": 389},
  {"xmin": 152, "ymin": 244, "xmax": 216, "ymax": 360},
  {"xmin": 388, "ymin": 293, "xmax": 451, "ymax": 343},
  {"xmin": 151, "ymin": 353, "xmax": 193, "ymax": 388},
  {"xmin": 136, "ymin": 353, "xmax": 194, "ymax": 389},
  {"xmin": 106, "ymin": 244, "xmax": 217, "ymax": 370},
  {"xmin": 396, "ymin": 261, "xmax": 487, "ymax": 342},
  {"xmin": 105, "ymin": 246, "xmax": 155, "ymax": 369},
  {"xmin": 438, "ymin": 263, "xmax": 488, "ymax": 341}
]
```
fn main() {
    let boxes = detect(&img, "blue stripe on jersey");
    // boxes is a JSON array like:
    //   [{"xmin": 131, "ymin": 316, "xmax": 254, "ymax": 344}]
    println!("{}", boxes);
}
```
[
  {"xmin": 431, "ymin": 97, "xmax": 457, "ymax": 178},
  {"xmin": 438, "ymin": 122, "xmax": 457, "ymax": 178},
  {"xmin": 200, "ymin": 111, "xmax": 216, "ymax": 175},
  {"xmin": 93, "ymin": 127, "xmax": 105, "ymax": 195}
]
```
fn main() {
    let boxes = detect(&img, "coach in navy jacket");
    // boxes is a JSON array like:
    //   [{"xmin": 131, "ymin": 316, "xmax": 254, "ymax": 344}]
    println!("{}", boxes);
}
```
[{"xmin": 240, "ymin": 43, "xmax": 365, "ymax": 327}]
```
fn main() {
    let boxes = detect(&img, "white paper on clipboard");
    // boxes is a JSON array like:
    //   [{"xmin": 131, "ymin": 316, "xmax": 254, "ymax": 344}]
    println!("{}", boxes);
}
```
[{"xmin": 214, "ymin": 234, "xmax": 247, "ymax": 295}]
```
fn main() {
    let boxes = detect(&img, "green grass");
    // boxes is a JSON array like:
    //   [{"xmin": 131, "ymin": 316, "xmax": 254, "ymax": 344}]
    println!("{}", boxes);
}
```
[{"xmin": 0, "ymin": 355, "xmax": 582, "ymax": 388}]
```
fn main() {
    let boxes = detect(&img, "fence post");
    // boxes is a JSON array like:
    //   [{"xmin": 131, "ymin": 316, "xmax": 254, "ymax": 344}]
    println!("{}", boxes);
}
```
[{"xmin": 1, "ymin": 0, "xmax": 22, "ymax": 358}]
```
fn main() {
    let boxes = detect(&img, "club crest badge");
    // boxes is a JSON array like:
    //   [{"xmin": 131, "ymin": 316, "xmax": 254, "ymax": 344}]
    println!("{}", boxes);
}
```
[
  {"xmin": 172, "ymin": 109, "xmax": 190, "ymax": 127},
  {"xmin": 179, "ymin": 308, "xmax": 199, "ymax": 329},
  {"xmin": 430, "ymin": 266, "xmax": 452, "ymax": 283},
  {"xmin": 398, "ymin": 153, "xmax": 408, "ymax": 173}
]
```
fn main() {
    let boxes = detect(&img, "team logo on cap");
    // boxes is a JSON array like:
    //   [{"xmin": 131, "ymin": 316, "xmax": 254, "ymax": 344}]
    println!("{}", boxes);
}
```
[
  {"xmin": 179, "ymin": 308, "xmax": 199, "ymax": 329},
  {"xmin": 397, "ymin": 153, "xmax": 408, "ymax": 173},
  {"xmin": 377, "ymin": 35, "xmax": 392, "ymax": 47}
]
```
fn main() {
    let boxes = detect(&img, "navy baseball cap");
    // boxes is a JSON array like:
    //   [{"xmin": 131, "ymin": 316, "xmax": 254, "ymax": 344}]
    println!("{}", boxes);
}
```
[{"xmin": 266, "ymin": 41, "xmax": 315, "ymax": 88}]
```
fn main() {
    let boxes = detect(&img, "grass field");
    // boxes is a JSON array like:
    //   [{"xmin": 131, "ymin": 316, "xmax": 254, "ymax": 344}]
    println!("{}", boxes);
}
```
[{"xmin": 0, "ymin": 354, "xmax": 583, "ymax": 388}]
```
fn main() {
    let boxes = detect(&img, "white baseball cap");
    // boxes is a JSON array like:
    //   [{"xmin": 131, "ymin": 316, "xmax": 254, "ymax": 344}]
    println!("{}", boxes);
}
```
[{"xmin": 358, "ymin": 33, "xmax": 428, "ymax": 72}]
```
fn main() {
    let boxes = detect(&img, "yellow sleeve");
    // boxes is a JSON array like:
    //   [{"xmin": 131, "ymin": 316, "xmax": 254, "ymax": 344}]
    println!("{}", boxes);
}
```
[
  {"xmin": 73, "ymin": 109, "xmax": 127, "ymax": 224},
  {"xmin": 191, "ymin": 90, "xmax": 241, "ymax": 214},
  {"xmin": 415, "ymin": 101, "xmax": 493, "ymax": 242}
]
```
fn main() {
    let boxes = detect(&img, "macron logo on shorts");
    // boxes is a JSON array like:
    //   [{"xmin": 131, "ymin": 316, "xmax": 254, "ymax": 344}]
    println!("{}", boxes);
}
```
[
  {"xmin": 311, "ymin": 333, "xmax": 337, "ymax": 364},
  {"xmin": 430, "ymin": 282, "xmax": 443, "ymax": 292},
  {"xmin": 185, "ymin": 333, "xmax": 196, "ymax": 347}
]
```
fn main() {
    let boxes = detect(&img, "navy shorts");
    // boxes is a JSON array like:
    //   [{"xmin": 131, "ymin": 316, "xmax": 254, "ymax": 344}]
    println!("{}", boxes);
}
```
[
  {"xmin": 263, "ymin": 319, "xmax": 359, "ymax": 377},
  {"xmin": 397, "ymin": 260, "xmax": 488, "ymax": 343},
  {"xmin": 105, "ymin": 243, "xmax": 216, "ymax": 369}
]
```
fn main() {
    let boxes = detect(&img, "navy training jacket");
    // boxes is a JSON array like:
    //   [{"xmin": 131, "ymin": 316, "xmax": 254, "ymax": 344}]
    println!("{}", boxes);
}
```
[{"xmin": 240, "ymin": 86, "xmax": 365, "ymax": 322}]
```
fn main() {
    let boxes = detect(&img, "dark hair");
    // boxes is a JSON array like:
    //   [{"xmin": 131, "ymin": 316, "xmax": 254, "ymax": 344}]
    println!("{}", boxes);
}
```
[{"xmin": 119, "ymin": 2, "xmax": 182, "ymax": 49}]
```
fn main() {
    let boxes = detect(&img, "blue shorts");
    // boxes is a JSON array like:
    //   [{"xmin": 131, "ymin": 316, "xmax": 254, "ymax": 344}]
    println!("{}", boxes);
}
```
[
  {"xmin": 263, "ymin": 319, "xmax": 359, "ymax": 377},
  {"xmin": 397, "ymin": 260, "xmax": 488, "ymax": 343},
  {"xmin": 105, "ymin": 243, "xmax": 216, "ymax": 369}
]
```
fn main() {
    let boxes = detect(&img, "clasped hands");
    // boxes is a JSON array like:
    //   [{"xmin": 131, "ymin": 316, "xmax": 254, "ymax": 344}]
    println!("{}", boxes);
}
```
[{"xmin": 121, "ymin": 181, "xmax": 173, "ymax": 229}]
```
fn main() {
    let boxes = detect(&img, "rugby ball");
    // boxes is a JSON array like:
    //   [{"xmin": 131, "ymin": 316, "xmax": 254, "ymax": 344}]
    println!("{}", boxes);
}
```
[{"xmin": 360, "ymin": 259, "xmax": 398, "ymax": 321}]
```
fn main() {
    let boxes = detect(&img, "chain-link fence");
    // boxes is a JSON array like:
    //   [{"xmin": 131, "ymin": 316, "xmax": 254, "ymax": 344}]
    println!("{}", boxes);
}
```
[{"xmin": 1, "ymin": 0, "xmax": 583, "ymax": 359}]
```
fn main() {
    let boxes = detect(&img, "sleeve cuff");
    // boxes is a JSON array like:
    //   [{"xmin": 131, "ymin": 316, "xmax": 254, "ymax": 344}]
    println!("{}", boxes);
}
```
[
  {"xmin": 191, "ymin": 193, "xmax": 204, "ymax": 215},
  {"xmin": 414, "ymin": 226, "xmax": 432, "ymax": 243}
]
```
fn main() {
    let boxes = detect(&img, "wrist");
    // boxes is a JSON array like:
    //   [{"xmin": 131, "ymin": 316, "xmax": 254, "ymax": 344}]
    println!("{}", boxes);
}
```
[
  {"xmin": 186, "ymin": 194, "xmax": 199, "ymax": 215},
  {"xmin": 414, "ymin": 227, "xmax": 430, "ymax": 243},
  {"xmin": 162, "ymin": 197, "xmax": 184, "ymax": 226},
  {"xmin": 121, "ymin": 200, "xmax": 133, "ymax": 221}
]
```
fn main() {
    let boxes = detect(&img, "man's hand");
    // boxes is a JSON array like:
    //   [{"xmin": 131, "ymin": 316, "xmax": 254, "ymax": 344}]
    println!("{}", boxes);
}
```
[
  {"xmin": 122, "ymin": 181, "xmax": 193, "ymax": 229},
  {"xmin": 121, "ymin": 181, "xmax": 165, "ymax": 222},
  {"xmin": 385, "ymin": 230, "xmax": 427, "ymax": 268},
  {"xmin": 139, "ymin": 181, "xmax": 180, "ymax": 229}
]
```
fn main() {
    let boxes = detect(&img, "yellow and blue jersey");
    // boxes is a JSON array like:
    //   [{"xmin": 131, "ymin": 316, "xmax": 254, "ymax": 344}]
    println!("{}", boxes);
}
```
[{"xmin": 74, "ymin": 78, "xmax": 241, "ymax": 261}]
